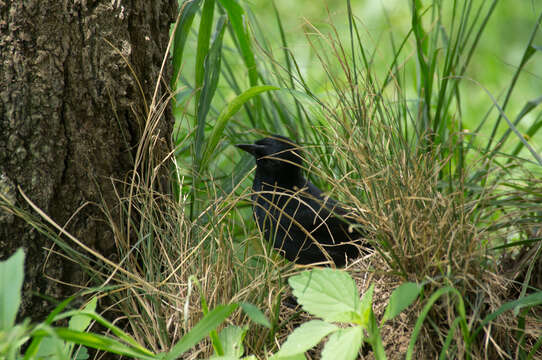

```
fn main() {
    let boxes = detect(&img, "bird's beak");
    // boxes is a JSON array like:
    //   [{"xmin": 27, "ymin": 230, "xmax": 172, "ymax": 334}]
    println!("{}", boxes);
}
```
[{"xmin": 236, "ymin": 144, "xmax": 264, "ymax": 156}]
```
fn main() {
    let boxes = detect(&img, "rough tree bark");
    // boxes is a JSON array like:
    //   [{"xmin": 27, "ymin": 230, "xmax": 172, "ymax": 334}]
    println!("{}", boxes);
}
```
[{"xmin": 0, "ymin": 0, "xmax": 175, "ymax": 320}]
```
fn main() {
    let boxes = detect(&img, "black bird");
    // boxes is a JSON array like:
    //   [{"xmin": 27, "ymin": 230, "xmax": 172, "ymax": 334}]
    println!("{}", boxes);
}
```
[{"xmin": 236, "ymin": 135, "xmax": 364, "ymax": 267}]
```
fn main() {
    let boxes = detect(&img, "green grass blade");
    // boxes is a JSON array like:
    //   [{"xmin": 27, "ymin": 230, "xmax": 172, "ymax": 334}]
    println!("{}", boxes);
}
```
[
  {"xmin": 24, "ymin": 296, "xmax": 76, "ymax": 359},
  {"xmin": 505, "ymin": 97, "xmax": 542, "ymax": 162},
  {"xmin": 411, "ymin": 0, "xmax": 432, "ymax": 136},
  {"xmin": 164, "ymin": 304, "xmax": 238, "ymax": 360},
  {"xmin": 52, "ymin": 310, "xmax": 148, "ymax": 352},
  {"xmin": 491, "ymin": 238, "xmax": 541, "ymax": 251},
  {"xmin": 24, "ymin": 324, "xmax": 69, "ymax": 360},
  {"xmin": 458, "ymin": 1, "xmax": 497, "ymax": 78},
  {"xmin": 469, "ymin": 291, "xmax": 542, "ymax": 341},
  {"xmin": 195, "ymin": 0, "xmax": 216, "ymax": 109},
  {"xmin": 171, "ymin": 0, "xmax": 203, "ymax": 90},
  {"xmin": 439, "ymin": 317, "xmax": 462, "ymax": 360},
  {"xmin": 406, "ymin": 287, "xmax": 469, "ymax": 360},
  {"xmin": 194, "ymin": 15, "xmax": 227, "ymax": 167},
  {"xmin": 239, "ymin": 302, "xmax": 271, "ymax": 328},
  {"xmin": 367, "ymin": 309, "xmax": 386, "ymax": 360},
  {"xmin": 34, "ymin": 327, "xmax": 156, "ymax": 360},
  {"xmin": 272, "ymin": 1, "xmax": 303, "ymax": 123},
  {"xmin": 484, "ymin": 12, "xmax": 542, "ymax": 154},
  {"xmin": 475, "ymin": 82, "xmax": 542, "ymax": 165},
  {"xmin": 527, "ymin": 335, "xmax": 542, "ymax": 360},
  {"xmin": 201, "ymin": 85, "xmax": 278, "ymax": 169},
  {"xmin": 515, "ymin": 242, "xmax": 542, "ymax": 317},
  {"xmin": 218, "ymin": 0, "xmax": 257, "ymax": 86}
]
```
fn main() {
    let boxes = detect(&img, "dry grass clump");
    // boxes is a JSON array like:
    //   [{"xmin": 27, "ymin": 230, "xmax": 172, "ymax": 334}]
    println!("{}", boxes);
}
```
[
  {"xmin": 94, "ymin": 157, "xmax": 290, "ymax": 357},
  {"xmin": 295, "ymin": 122, "xmax": 541, "ymax": 358}
]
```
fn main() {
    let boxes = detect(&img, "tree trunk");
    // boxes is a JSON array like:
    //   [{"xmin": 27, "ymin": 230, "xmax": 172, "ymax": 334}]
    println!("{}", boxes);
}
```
[{"xmin": 0, "ymin": 0, "xmax": 175, "ymax": 320}]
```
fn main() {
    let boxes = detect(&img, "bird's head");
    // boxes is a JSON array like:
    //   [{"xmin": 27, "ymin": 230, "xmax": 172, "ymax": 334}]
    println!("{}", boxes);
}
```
[{"xmin": 236, "ymin": 135, "xmax": 304, "ymax": 178}]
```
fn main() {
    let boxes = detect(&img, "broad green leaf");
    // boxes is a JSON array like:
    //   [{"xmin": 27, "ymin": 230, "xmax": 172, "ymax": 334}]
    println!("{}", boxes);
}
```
[
  {"xmin": 239, "ymin": 302, "xmax": 271, "ymax": 328},
  {"xmin": 33, "ymin": 336, "xmax": 69, "ymax": 360},
  {"xmin": 321, "ymin": 326, "xmax": 363, "ymax": 360},
  {"xmin": 216, "ymin": 325, "xmax": 247, "ymax": 357},
  {"xmin": 289, "ymin": 269, "xmax": 361, "ymax": 323},
  {"xmin": 66, "ymin": 297, "xmax": 98, "ymax": 357},
  {"xmin": 200, "ymin": 85, "xmax": 279, "ymax": 169},
  {"xmin": 0, "ymin": 248, "xmax": 24, "ymax": 331},
  {"xmin": 73, "ymin": 346, "xmax": 89, "ymax": 360},
  {"xmin": 69, "ymin": 297, "xmax": 98, "ymax": 332},
  {"xmin": 165, "ymin": 303, "xmax": 238, "ymax": 360},
  {"xmin": 171, "ymin": 0, "xmax": 202, "ymax": 89},
  {"xmin": 275, "ymin": 320, "xmax": 337, "ymax": 358},
  {"xmin": 382, "ymin": 282, "xmax": 422, "ymax": 323},
  {"xmin": 271, "ymin": 355, "xmax": 305, "ymax": 360}
]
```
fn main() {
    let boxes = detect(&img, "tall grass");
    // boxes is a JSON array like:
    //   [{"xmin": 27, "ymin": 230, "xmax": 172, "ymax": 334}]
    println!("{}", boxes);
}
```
[
  {"xmin": 166, "ymin": 0, "xmax": 542, "ymax": 357},
  {"xmin": 4, "ymin": 0, "xmax": 541, "ymax": 358}
]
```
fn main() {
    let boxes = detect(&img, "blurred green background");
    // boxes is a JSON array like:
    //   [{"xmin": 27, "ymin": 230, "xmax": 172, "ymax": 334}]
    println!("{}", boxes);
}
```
[{"xmin": 250, "ymin": 0, "xmax": 541, "ymax": 152}]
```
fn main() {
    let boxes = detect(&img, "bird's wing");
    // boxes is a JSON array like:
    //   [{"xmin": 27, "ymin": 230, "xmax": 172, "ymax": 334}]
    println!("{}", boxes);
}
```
[
  {"xmin": 303, "ymin": 181, "xmax": 359, "ymax": 226},
  {"xmin": 279, "ymin": 190, "xmax": 362, "ymax": 264},
  {"xmin": 279, "ymin": 183, "xmax": 360, "ymax": 242}
]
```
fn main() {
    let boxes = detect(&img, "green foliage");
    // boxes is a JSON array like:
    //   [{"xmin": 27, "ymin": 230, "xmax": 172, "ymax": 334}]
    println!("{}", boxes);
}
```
[
  {"xmin": 215, "ymin": 325, "xmax": 247, "ymax": 358},
  {"xmin": 171, "ymin": 0, "xmax": 202, "ymax": 89},
  {"xmin": 171, "ymin": 0, "xmax": 279, "ymax": 220},
  {"xmin": 0, "ymin": 249, "xmax": 270, "ymax": 360},
  {"xmin": 0, "ymin": 248, "xmax": 24, "ymax": 332},
  {"xmin": 382, "ymin": 282, "xmax": 423, "ymax": 323},
  {"xmin": 33, "ymin": 297, "xmax": 97, "ymax": 359},
  {"xmin": 274, "ymin": 320, "xmax": 338, "ymax": 358},
  {"xmin": 0, "ymin": 250, "xmax": 156, "ymax": 359},
  {"xmin": 405, "ymin": 286, "xmax": 542, "ymax": 360},
  {"xmin": 6, "ymin": 0, "xmax": 541, "ymax": 358},
  {"xmin": 113, "ymin": 0, "xmax": 542, "ymax": 356},
  {"xmin": 321, "ymin": 327, "xmax": 364, "ymax": 360},
  {"xmin": 275, "ymin": 269, "xmax": 542, "ymax": 359},
  {"xmin": 274, "ymin": 269, "xmax": 423, "ymax": 360},
  {"xmin": 288, "ymin": 268, "xmax": 363, "ymax": 324},
  {"xmin": 201, "ymin": 85, "xmax": 279, "ymax": 170},
  {"xmin": 218, "ymin": 0, "xmax": 257, "ymax": 86},
  {"xmin": 164, "ymin": 304, "xmax": 238, "ymax": 359},
  {"xmin": 239, "ymin": 302, "xmax": 271, "ymax": 329}
]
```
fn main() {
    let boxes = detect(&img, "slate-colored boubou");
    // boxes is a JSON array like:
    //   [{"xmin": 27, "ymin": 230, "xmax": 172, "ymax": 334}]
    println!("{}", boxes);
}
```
[{"xmin": 237, "ymin": 134, "xmax": 366, "ymax": 267}]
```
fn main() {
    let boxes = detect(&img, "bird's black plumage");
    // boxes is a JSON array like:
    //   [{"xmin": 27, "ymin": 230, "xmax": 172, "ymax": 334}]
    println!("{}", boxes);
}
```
[{"xmin": 236, "ymin": 135, "xmax": 364, "ymax": 267}]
